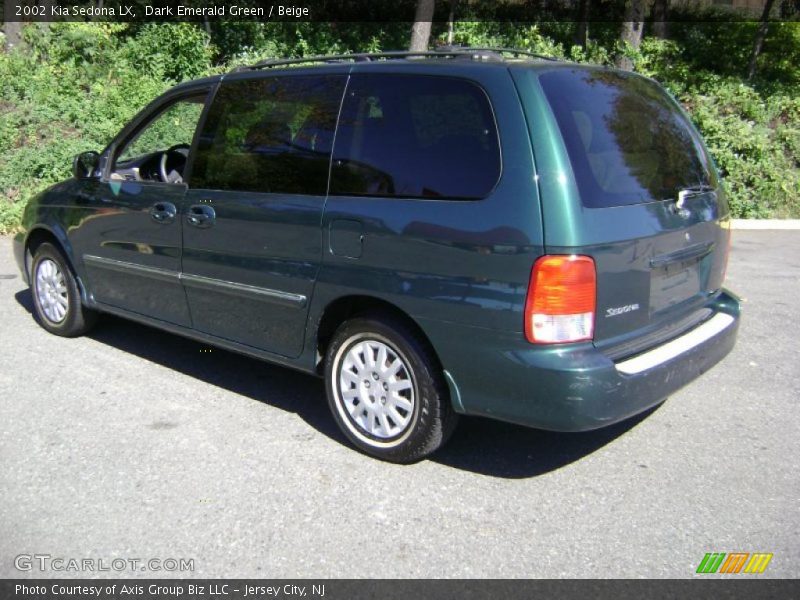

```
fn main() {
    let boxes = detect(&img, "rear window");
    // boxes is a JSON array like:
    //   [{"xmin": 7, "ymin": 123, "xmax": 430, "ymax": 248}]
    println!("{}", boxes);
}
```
[
  {"xmin": 330, "ymin": 74, "xmax": 500, "ymax": 200},
  {"xmin": 538, "ymin": 69, "xmax": 716, "ymax": 208}
]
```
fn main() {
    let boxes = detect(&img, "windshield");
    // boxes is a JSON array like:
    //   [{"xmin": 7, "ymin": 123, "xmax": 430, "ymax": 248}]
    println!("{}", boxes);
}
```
[{"xmin": 538, "ymin": 68, "xmax": 717, "ymax": 208}]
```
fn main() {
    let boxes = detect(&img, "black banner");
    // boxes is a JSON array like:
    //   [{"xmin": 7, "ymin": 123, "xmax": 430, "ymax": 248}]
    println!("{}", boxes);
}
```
[
  {"xmin": 4, "ymin": 0, "xmax": 800, "ymax": 23},
  {"xmin": 2, "ymin": 580, "xmax": 799, "ymax": 600}
]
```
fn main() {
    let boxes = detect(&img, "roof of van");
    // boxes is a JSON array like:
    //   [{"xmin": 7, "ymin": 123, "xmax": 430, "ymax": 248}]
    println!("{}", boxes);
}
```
[
  {"xmin": 239, "ymin": 48, "xmax": 558, "ymax": 69},
  {"xmin": 168, "ymin": 48, "xmax": 629, "ymax": 97},
  {"xmin": 172, "ymin": 48, "xmax": 581, "ymax": 91}
]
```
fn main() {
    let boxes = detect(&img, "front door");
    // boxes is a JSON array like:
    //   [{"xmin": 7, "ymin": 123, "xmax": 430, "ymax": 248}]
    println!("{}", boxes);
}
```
[
  {"xmin": 182, "ymin": 73, "xmax": 347, "ymax": 357},
  {"xmin": 79, "ymin": 91, "xmax": 209, "ymax": 326}
]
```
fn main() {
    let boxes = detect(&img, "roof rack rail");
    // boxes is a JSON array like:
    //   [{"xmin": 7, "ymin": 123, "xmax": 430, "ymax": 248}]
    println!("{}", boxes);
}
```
[
  {"xmin": 232, "ymin": 47, "xmax": 557, "ymax": 73},
  {"xmin": 436, "ymin": 46, "xmax": 559, "ymax": 62},
  {"xmin": 233, "ymin": 51, "xmax": 466, "ymax": 72}
]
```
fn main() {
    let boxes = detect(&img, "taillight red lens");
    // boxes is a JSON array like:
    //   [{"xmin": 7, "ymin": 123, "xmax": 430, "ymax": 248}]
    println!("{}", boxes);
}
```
[{"xmin": 524, "ymin": 255, "xmax": 596, "ymax": 344}]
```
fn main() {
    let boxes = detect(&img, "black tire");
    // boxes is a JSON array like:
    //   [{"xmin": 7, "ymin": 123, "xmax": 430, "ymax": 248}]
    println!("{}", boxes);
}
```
[
  {"xmin": 30, "ymin": 242, "xmax": 97, "ymax": 337},
  {"xmin": 324, "ymin": 313, "xmax": 458, "ymax": 463}
]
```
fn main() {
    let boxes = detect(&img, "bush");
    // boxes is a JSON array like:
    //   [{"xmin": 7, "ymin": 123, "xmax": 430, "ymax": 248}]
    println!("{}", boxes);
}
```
[
  {"xmin": 121, "ymin": 23, "xmax": 214, "ymax": 81},
  {"xmin": 441, "ymin": 21, "xmax": 567, "ymax": 58},
  {"xmin": 634, "ymin": 36, "xmax": 800, "ymax": 218},
  {"xmin": 1, "ymin": 20, "xmax": 799, "ymax": 234},
  {"xmin": 0, "ymin": 24, "xmax": 179, "ymax": 234}
]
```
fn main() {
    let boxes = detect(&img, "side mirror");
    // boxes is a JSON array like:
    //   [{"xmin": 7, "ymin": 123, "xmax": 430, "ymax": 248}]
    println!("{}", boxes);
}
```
[{"xmin": 73, "ymin": 151, "xmax": 100, "ymax": 180}]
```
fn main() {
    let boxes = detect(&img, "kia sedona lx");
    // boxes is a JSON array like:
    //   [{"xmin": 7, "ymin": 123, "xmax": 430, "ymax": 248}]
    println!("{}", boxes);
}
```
[{"xmin": 13, "ymin": 48, "xmax": 740, "ymax": 463}]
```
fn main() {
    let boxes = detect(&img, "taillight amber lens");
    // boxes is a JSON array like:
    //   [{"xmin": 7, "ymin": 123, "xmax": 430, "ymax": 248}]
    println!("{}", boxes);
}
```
[{"xmin": 525, "ymin": 255, "xmax": 596, "ymax": 344}]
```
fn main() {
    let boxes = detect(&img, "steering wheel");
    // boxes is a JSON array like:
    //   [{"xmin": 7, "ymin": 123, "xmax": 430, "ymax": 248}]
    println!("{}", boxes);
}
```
[{"xmin": 159, "ymin": 144, "xmax": 191, "ymax": 184}]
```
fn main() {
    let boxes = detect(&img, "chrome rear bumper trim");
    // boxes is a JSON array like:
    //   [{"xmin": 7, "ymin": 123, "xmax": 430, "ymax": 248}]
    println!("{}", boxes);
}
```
[{"xmin": 615, "ymin": 312, "xmax": 735, "ymax": 375}]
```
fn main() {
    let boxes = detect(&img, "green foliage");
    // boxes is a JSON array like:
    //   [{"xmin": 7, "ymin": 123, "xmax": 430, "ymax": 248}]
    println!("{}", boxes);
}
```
[
  {"xmin": 567, "ymin": 40, "xmax": 613, "ymax": 66},
  {"xmin": 442, "ymin": 22, "xmax": 567, "ymax": 58},
  {"xmin": 0, "ymin": 24, "xmax": 182, "ymax": 234},
  {"xmin": 1, "ymin": 20, "xmax": 799, "ymax": 234},
  {"xmin": 664, "ymin": 4, "xmax": 800, "ymax": 85},
  {"xmin": 758, "ymin": 21, "xmax": 800, "ymax": 85},
  {"xmin": 121, "ymin": 23, "xmax": 214, "ymax": 81},
  {"xmin": 634, "ymin": 36, "xmax": 800, "ymax": 218},
  {"xmin": 219, "ymin": 22, "xmax": 405, "ymax": 65},
  {"xmin": 119, "ymin": 98, "xmax": 205, "ymax": 161}
]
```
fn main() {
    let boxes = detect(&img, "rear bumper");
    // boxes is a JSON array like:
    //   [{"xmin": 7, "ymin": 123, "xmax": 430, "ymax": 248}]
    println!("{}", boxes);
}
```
[{"xmin": 425, "ymin": 289, "xmax": 741, "ymax": 432}]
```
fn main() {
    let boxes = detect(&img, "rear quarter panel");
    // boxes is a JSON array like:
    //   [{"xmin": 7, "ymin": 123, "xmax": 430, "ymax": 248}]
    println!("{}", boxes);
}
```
[
  {"xmin": 511, "ymin": 65, "xmax": 733, "ymax": 346},
  {"xmin": 306, "ymin": 64, "xmax": 543, "ymax": 371}
]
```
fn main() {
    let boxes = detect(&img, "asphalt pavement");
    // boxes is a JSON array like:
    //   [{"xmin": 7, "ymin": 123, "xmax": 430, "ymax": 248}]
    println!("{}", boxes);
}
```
[{"xmin": 0, "ymin": 230, "xmax": 798, "ymax": 578}]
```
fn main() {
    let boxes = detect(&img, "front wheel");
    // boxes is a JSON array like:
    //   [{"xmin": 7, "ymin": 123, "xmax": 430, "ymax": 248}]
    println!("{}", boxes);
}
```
[
  {"xmin": 30, "ymin": 243, "xmax": 97, "ymax": 337},
  {"xmin": 324, "ymin": 314, "xmax": 458, "ymax": 463}
]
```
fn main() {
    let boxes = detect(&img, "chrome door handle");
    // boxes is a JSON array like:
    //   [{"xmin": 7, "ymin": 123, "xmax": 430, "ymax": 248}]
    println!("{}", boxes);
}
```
[
  {"xmin": 150, "ymin": 201, "xmax": 177, "ymax": 223},
  {"xmin": 186, "ymin": 204, "xmax": 216, "ymax": 228}
]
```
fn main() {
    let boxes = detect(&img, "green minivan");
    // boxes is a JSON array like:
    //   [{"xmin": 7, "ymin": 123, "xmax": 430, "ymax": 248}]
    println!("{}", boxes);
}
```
[{"xmin": 13, "ymin": 49, "xmax": 740, "ymax": 462}]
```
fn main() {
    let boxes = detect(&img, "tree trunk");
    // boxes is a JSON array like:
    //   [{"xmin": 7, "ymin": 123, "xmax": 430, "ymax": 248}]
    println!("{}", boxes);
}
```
[
  {"xmin": 652, "ymin": 0, "xmax": 668, "ymax": 39},
  {"xmin": 409, "ymin": 0, "xmax": 435, "ymax": 52},
  {"xmin": 3, "ymin": 22, "xmax": 23, "ymax": 52},
  {"xmin": 446, "ymin": 0, "xmax": 457, "ymax": 46},
  {"xmin": 574, "ymin": 0, "xmax": 590, "ymax": 50},
  {"xmin": 747, "ymin": 0, "xmax": 777, "ymax": 81},
  {"xmin": 616, "ymin": 0, "xmax": 646, "ymax": 71}
]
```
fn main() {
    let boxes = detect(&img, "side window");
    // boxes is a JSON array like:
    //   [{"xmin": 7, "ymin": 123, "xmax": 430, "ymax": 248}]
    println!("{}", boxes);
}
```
[
  {"xmin": 330, "ymin": 74, "xmax": 501, "ymax": 200},
  {"xmin": 191, "ymin": 75, "xmax": 346, "ymax": 195},
  {"xmin": 114, "ymin": 94, "xmax": 207, "ymax": 183}
]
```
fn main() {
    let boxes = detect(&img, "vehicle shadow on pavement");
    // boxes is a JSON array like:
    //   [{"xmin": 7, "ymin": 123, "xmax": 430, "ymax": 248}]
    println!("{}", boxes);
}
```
[
  {"xmin": 433, "ymin": 407, "xmax": 658, "ymax": 478},
  {"xmin": 15, "ymin": 289, "xmax": 658, "ymax": 479}
]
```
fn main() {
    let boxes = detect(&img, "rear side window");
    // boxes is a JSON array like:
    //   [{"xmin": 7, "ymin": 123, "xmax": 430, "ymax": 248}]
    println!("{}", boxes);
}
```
[
  {"xmin": 330, "ymin": 74, "xmax": 500, "ymax": 200},
  {"xmin": 191, "ymin": 75, "xmax": 346, "ymax": 195},
  {"xmin": 538, "ymin": 69, "xmax": 716, "ymax": 208}
]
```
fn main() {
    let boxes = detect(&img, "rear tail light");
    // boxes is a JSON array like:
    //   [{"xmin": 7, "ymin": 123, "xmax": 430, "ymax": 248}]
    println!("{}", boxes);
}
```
[{"xmin": 524, "ymin": 255, "xmax": 596, "ymax": 344}]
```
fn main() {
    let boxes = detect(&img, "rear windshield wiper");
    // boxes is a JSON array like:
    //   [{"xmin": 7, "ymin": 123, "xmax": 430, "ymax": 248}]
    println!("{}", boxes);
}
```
[{"xmin": 677, "ymin": 184, "xmax": 716, "ymax": 206}]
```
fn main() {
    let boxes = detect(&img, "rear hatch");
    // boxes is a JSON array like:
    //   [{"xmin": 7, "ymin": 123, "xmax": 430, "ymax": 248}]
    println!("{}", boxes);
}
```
[{"xmin": 513, "ymin": 66, "xmax": 731, "ymax": 355}]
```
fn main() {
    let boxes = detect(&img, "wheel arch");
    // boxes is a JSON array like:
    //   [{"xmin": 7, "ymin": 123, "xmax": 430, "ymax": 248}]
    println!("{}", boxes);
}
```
[
  {"xmin": 25, "ymin": 226, "xmax": 71, "ymax": 270},
  {"xmin": 314, "ymin": 295, "xmax": 443, "ymax": 376},
  {"xmin": 24, "ymin": 226, "xmax": 87, "ymax": 302}
]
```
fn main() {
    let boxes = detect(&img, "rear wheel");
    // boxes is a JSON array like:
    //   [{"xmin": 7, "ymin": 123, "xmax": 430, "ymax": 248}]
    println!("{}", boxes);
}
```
[
  {"xmin": 30, "ymin": 243, "xmax": 97, "ymax": 337},
  {"xmin": 324, "ymin": 314, "xmax": 457, "ymax": 463}
]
